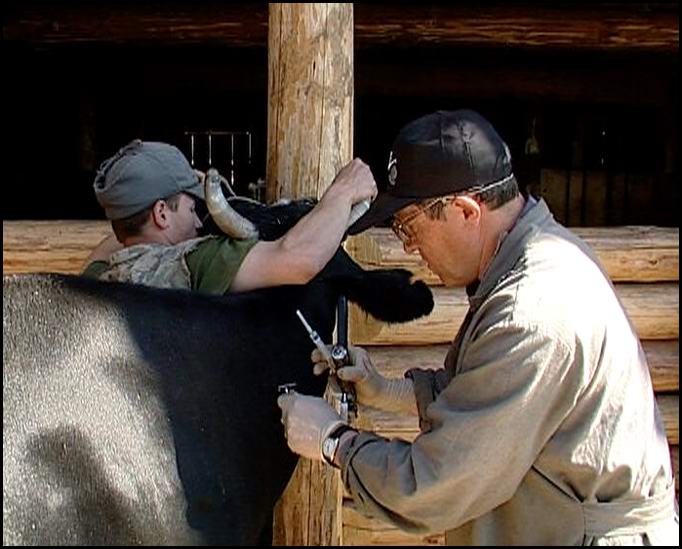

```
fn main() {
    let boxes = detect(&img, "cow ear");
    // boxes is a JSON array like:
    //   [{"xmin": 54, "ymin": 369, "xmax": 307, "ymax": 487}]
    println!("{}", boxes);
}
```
[
  {"xmin": 322, "ymin": 250, "xmax": 433, "ymax": 323},
  {"xmin": 343, "ymin": 268, "xmax": 433, "ymax": 323}
]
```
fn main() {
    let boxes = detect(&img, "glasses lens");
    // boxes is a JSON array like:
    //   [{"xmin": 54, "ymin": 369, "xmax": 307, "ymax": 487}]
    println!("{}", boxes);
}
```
[
  {"xmin": 391, "ymin": 220, "xmax": 403, "ymax": 239},
  {"xmin": 390, "ymin": 220, "xmax": 410, "ymax": 244}
]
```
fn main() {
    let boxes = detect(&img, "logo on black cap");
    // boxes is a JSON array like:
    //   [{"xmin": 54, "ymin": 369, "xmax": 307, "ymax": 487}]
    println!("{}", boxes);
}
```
[{"xmin": 387, "ymin": 151, "xmax": 397, "ymax": 187}]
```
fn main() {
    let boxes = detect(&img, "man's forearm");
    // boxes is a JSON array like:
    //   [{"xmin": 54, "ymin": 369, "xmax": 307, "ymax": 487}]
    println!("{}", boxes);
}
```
[
  {"xmin": 277, "ymin": 184, "xmax": 354, "ymax": 277},
  {"xmin": 276, "ymin": 157, "xmax": 376, "ymax": 280},
  {"xmin": 229, "ymin": 158, "xmax": 376, "ymax": 291}
]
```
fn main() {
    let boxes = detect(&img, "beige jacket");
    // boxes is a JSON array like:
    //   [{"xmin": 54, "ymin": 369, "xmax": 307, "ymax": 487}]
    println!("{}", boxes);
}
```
[{"xmin": 340, "ymin": 199, "xmax": 677, "ymax": 545}]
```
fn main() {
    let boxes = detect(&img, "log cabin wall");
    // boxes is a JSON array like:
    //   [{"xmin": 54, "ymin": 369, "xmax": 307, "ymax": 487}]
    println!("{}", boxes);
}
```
[
  {"xmin": 3, "ymin": 222, "xmax": 678, "ymax": 547},
  {"xmin": 3, "ymin": 1, "xmax": 678, "ymax": 546}
]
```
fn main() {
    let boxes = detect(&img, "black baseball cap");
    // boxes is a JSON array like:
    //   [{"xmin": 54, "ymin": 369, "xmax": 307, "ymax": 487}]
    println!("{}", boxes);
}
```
[{"xmin": 348, "ymin": 109, "xmax": 514, "ymax": 235}]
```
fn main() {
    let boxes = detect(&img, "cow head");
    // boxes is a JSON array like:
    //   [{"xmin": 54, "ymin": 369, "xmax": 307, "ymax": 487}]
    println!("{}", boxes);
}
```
[{"xmin": 199, "ymin": 171, "xmax": 434, "ymax": 324}]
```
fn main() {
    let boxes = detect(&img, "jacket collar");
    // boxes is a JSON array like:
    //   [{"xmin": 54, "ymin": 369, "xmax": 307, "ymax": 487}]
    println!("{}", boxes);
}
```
[{"xmin": 466, "ymin": 197, "xmax": 552, "ymax": 309}]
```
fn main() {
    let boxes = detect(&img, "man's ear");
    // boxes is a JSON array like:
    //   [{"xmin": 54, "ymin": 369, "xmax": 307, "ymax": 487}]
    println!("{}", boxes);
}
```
[
  {"xmin": 151, "ymin": 200, "xmax": 170, "ymax": 229},
  {"xmin": 453, "ymin": 195, "xmax": 481, "ymax": 223}
]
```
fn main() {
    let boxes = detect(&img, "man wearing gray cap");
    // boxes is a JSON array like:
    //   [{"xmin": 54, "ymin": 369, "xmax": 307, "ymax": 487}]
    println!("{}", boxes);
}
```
[
  {"xmin": 83, "ymin": 139, "xmax": 376, "ymax": 293},
  {"xmin": 278, "ymin": 110, "xmax": 678, "ymax": 545}
]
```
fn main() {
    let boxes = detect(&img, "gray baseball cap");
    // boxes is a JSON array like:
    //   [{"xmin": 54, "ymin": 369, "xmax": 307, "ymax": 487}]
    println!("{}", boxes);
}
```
[{"xmin": 93, "ymin": 139, "xmax": 205, "ymax": 220}]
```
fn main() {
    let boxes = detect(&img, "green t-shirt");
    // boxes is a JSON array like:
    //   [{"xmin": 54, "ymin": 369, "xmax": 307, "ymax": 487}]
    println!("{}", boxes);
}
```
[{"xmin": 81, "ymin": 236, "xmax": 258, "ymax": 295}]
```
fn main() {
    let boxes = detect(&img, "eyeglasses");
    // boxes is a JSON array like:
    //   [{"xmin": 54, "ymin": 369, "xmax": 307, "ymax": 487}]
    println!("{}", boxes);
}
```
[
  {"xmin": 390, "ymin": 174, "xmax": 516, "ymax": 245},
  {"xmin": 391, "ymin": 195, "xmax": 456, "ymax": 245}
]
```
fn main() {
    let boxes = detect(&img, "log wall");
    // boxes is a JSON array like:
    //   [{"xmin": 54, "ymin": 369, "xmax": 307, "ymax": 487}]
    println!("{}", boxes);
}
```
[
  {"xmin": 2, "ymin": 222, "xmax": 677, "ymax": 546},
  {"xmin": 3, "ymin": 220, "xmax": 111, "ymax": 275}
]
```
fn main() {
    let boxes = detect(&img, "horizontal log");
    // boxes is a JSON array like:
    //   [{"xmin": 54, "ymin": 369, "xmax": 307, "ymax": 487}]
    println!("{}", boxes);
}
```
[
  {"xmin": 345, "ymin": 227, "xmax": 679, "ymax": 285},
  {"xmin": 4, "ymin": 222, "xmax": 679, "ymax": 342},
  {"xmin": 572, "ymin": 227, "xmax": 680, "ymax": 283},
  {"xmin": 350, "ymin": 283, "xmax": 678, "ymax": 345},
  {"xmin": 643, "ymin": 340, "xmax": 680, "ymax": 393},
  {"xmin": 354, "ymin": 5, "xmax": 679, "ymax": 52},
  {"xmin": 366, "ymin": 340, "xmax": 679, "ymax": 393},
  {"xmin": 3, "ymin": 220, "xmax": 111, "ymax": 275},
  {"xmin": 356, "ymin": 394, "xmax": 679, "ymax": 447},
  {"xmin": 4, "ymin": 4, "xmax": 677, "ymax": 52},
  {"xmin": 4, "ymin": 223, "xmax": 678, "ymax": 285},
  {"xmin": 616, "ymin": 284, "xmax": 680, "ymax": 340},
  {"xmin": 657, "ymin": 395, "xmax": 679, "ymax": 446},
  {"xmin": 3, "ymin": 4, "xmax": 269, "ymax": 48}
]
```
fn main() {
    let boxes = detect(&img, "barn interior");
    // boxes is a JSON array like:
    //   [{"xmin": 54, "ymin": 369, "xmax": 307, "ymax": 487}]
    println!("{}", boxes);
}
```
[{"xmin": 4, "ymin": 1, "xmax": 679, "ymax": 227}]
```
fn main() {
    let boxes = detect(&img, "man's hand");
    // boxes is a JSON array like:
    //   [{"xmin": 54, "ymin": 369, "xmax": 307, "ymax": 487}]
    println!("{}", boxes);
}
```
[
  {"xmin": 278, "ymin": 392, "xmax": 346, "ymax": 461},
  {"xmin": 312, "ymin": 345, "xmax": 417, "ymax": 414},
  {"xmin": 324, "ymin": 158, "xmax": 378, "ymax": 207}
]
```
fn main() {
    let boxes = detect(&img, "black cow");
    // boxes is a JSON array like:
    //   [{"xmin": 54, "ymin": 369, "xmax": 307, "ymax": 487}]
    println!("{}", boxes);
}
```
[{"xmin": 3, "ymin": 199, "xmax": 433, "ymax": 546}]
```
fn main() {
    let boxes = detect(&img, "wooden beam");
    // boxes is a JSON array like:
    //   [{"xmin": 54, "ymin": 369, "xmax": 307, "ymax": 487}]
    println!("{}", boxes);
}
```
[
  {"xmin": 3, "ymin": 220, "xmax": 111, "ymax": 275},
  {"xmin": 4, "ymin": 223, "xmax": 678, "ymax": 342},
  {"xmin": 366, "ymin": 340, "xmax": 679, "ymax": 394},
  {"xmin": 645, "ymin": 340, "xmax": 681, "ymax": 393},
  {"xmin": 4, "ymin": 4, "xmax": 678, "ymax": 52},
  {"xmin": 267, "ymin": 4, "xmax": 353, "ymax": 546},
  {"xmin": 266, "ymin": 3, "xmax": 353, "ymax": 202},
  {"xmin": 353, "ymin": 5, "xmax": 679, "ymax": 52},
  {"xmin": 4, "ymin": 223, "xmax": 678, "ymax": 284},
  {"xmin": 350, "ymin": 283, "xmax": 679, "ymax": 345},
  {"xmin": 346, "ymin": 227, "xmax": 680, "ymax": 285},
  {"xmin": 2, "ymin": 4, "xmax": 269, "ymax": 48}
]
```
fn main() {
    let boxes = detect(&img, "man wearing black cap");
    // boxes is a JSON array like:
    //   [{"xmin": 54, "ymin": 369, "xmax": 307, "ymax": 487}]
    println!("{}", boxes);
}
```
[
  {"xmin": 82, "ymin": 139, "xmax": 376, "ymax": 293},
  {"xmin": 278, "ymin": 110, "xmax": 678, "ymax": 545}
]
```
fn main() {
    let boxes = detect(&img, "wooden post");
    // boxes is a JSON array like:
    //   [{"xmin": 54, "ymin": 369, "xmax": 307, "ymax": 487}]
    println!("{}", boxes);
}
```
[
  {"xmin": 266, "ymin": 3, "xmax": 353, "ymax": 203},
  {"xmin": 266, "ymin": 3, "xmax": 353, "ymax": 546}
]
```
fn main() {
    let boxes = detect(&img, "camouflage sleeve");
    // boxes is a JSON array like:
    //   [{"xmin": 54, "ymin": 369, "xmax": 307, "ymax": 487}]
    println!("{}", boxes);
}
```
[
  {"xmin": 81, "ymin": 260, "xmax": 109, "ymax": 279},
  {"xmin": 185, "ymin": 236, "xmax": 259, "ymax": 294}
]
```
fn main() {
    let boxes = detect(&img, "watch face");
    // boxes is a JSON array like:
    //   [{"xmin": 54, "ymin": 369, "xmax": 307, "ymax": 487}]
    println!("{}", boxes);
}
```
[{"xmin": 323, "ymin": 436, "xmax": 338, "ymax": 462}]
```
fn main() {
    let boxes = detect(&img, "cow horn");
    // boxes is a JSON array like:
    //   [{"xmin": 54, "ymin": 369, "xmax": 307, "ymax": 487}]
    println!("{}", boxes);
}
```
[{"xmin": 205, "ymin": 168, "xmax": 259, "ymax": 240}]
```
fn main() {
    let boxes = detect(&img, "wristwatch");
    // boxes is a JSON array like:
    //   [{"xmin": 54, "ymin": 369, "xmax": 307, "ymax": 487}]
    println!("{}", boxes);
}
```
[{"xmin": 322, "ymin": 424, "xmax": 355, "ymax": 468}]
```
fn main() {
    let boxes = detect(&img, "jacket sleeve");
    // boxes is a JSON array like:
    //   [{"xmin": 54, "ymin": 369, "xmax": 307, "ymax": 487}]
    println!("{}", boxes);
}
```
[
  {"xmin": 339, "ymin": 321, "xmax": 584, "ymax": 534},
  {"xmin": 80, "ymin": 260, "xmax": 108, "ymax": 279}
]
